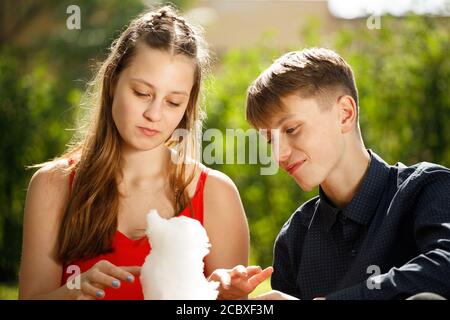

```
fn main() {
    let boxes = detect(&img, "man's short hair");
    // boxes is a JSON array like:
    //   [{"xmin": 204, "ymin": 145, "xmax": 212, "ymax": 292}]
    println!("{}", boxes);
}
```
[{"xmin": 246, "ymin": 48, "xmax": 359, "ymax": 128}]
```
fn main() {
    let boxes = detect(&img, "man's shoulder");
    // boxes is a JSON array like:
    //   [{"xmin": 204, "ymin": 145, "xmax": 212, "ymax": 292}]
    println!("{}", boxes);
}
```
[{"xmin": 394, "ymin": 160, "xmax": 450, "ymax": 190}]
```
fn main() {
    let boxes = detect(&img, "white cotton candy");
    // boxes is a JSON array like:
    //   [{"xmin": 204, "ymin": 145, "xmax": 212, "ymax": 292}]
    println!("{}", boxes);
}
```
[{"xmin": 140, "ymin": 209, "xmax": 219, "ymax": 300}]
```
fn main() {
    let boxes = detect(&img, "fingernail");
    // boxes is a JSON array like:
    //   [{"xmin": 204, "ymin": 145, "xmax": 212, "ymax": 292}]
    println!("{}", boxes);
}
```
[
  {"xmin": 112, "ymin": 280, "xmax": 120, "ymax": 288},
  {"xmin": 126, "ymin": 275, "xmax": 134, "ymax": 282},
  {"xmin": 96, "ymin": 290, "xmax": 105, "ymax": 298}
]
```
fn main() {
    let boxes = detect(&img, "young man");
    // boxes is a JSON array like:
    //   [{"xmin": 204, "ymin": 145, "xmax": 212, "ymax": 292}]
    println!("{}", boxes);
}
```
[{"xmin": 242, "ymin": 48, "xmax": 450, "ymax": 300}]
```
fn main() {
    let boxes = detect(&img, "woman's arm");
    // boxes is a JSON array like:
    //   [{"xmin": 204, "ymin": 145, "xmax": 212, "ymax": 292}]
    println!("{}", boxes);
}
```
[
  {"xmin": 19, "ymin": 162, "xmax": 73, "ymax": 299},
  {"xmin": 202, "ymin": 170, "xmax": 273, "ymax": 299},
  {"xmin": 203, "ymin": 170, "xmax": 249, "ymax": 276},
  {"xmin": 19, "ymin": 162, "xmax": 140, "ymax": 300}
]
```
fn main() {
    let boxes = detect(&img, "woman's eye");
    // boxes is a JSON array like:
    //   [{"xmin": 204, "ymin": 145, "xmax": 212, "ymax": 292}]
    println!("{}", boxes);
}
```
[
  {"xmin": 133, "ymin": 90, "xmax": 150, "ymax": 97},
  {"xmin": 168, "ymin": 101, "xmax": 181, "ymax": 107}
]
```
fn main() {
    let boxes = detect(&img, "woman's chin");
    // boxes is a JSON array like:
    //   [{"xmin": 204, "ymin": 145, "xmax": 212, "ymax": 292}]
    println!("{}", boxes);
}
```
[{"xmin": 124, "ymin": 139, "xmax": 164, "ymax": 152}]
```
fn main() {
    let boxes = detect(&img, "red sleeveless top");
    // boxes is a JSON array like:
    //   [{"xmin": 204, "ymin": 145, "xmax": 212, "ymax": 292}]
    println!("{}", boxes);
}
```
[{"xmin": 61, "ymin": 162, "xmax": 209, "ymax": 300}]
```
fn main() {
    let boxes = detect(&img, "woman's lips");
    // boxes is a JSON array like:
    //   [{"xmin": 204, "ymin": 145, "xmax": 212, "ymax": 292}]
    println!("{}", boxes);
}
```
[
  {"xmin": 285, "ymin": 160, "xmax": 306, "ymax": 175},
  {"xmin": 138, "ymin": 126, "xmax": 160, "ymax": 137}
]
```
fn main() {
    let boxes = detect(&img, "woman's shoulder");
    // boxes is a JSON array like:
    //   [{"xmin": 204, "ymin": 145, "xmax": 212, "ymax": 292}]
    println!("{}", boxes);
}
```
[
  {"xmin": 24, "ymin": 159, "xmax": 73, "ymax": 243},
  {"xmin": 173, "ymin": 151, "xmax": 240, "ymax": 198},
  {"xmin": 28, "ymin": 159, "xmax": 72, "ymax": 198},
  {"xmin": 196, "ymin": 164, "xmax": 240, "ymax": 198}
]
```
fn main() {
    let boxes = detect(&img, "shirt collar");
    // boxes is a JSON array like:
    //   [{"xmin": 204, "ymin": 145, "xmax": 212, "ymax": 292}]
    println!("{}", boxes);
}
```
[
  {"xmin": 318, "ymin": 188, "xmax": 341, "ymax": 231},
  {"xmin": 318, "ymin": 149, "xmax": 391, "ymax": 231}
]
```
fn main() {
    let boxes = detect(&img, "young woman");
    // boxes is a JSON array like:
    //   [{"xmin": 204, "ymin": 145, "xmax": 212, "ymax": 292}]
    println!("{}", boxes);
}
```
[{"xmin": 19, "ymin": 6, "xmax": 254, "ymax": 300}]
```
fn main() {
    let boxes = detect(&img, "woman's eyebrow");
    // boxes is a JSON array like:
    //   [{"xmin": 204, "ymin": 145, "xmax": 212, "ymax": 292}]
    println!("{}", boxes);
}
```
[{"xmin": 130, "ymin": 78, "xmax": 189, "ymax": 96}]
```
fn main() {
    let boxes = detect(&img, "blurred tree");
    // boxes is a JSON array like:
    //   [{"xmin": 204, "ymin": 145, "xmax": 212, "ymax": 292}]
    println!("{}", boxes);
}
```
[{"xmin": 334, "ymin": 16, "xmax": 450, "ymax": 167}]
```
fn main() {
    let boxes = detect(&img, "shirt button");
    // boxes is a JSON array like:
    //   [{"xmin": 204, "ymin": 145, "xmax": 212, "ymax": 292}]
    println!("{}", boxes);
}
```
[{"xmin": 351, "ymin": 249, "xmax": 357, "ymax": 257}]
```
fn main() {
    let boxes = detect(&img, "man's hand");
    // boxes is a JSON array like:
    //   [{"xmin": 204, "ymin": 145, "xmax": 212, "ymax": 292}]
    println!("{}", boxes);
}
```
[
  {"xmin": 208, "ymin": 265, "xmax": 274, "ymax": 300},
  {"xmin": 251, "ymin": 290, "xmax": 299, "ymax": 300}
]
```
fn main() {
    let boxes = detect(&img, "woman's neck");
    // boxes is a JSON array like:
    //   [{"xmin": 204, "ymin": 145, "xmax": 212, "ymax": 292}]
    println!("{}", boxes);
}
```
[{"xmin": 119, "ymin": 143, "xmax": 171, "ymax": 188}]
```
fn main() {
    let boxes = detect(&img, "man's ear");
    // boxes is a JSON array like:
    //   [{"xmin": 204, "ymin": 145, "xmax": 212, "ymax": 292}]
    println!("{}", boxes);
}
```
[{"xmin": 337, "ymin": 95, "xmax": 358, "ymax": 134}]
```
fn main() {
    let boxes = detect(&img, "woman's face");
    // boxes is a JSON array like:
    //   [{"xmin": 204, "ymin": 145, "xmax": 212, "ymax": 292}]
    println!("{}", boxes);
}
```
[{"xmin": 112, "ymin": 44, "xmax": 195, "ymax": 151}]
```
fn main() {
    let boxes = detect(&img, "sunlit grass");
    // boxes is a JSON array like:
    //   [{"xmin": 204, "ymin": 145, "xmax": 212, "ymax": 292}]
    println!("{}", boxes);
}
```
[{"xmin": 0, "ymin": 283, "xmax": 18, "ymax": 300}]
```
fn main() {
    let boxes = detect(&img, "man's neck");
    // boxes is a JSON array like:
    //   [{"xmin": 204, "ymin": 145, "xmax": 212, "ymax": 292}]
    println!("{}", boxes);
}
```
[{"xmin": 320, "ymin": 142, "xmax": 371, "ymax": 209}]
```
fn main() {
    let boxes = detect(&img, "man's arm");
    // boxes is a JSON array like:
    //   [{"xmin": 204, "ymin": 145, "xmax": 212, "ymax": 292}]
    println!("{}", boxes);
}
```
[
  {"xmin": 326, "ymin": 173, "xmax": 450, "ymax": 300},
  {"xmin": 271, "ymin": 229, "xmax": 301, "ymax": 298}
]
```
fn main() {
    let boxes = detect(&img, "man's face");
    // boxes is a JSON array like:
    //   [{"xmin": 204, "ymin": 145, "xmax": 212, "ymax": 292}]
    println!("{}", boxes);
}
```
[{"xmin": 266, "ymin": 94, "xmax": 345, "ymax": 191}]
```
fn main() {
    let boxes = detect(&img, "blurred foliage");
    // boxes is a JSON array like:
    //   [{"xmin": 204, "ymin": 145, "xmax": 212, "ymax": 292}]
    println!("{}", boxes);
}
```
[{"xmin": 0, "ymin": 0, "xmax": 449, "ymax": 294}]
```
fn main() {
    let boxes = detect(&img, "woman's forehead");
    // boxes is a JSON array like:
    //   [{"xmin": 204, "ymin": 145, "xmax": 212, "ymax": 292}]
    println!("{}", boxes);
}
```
[{"xmin": 124, "ymin": 46, "xmax": 195, "ymax": 91}]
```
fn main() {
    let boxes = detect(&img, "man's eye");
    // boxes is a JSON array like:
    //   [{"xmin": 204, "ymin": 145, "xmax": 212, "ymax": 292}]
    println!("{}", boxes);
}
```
[{"xmin": 286, "ymin": 125, "xmax": 300, "ymax": 134}]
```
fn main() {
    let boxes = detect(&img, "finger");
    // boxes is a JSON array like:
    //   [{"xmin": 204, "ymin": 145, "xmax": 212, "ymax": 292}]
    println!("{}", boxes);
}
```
[
  {"xmin": 246, "ymin": 266, "xmax": 263, "ymax": 277},
  {"xmin": 230, "ymin": 265, "xmax": 247, "ymax": 278},
  {"xmin": 121, "ymin": 266, "xmax": 141, "ymax": 276},
  {"xmin": 248, "ymin": 267, "xmax": 273, "ymax": 288},
  {"xmin": 120, "ymin": 266, "xmax": 141, "ymax": 282},
  {"xmin": 81, "ymin": 281, "xmax": 105, "ymax": 300},
  {"xmin": 97, "ymin": 261, "xmax": 136, "ymax": 283},
  {"xmin": 88, "ymin": 269, "xmax": 122, "ymax": 289}
]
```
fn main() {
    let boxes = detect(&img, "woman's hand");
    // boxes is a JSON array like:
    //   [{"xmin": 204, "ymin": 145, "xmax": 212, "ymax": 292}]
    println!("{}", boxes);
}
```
[
  {"xmin": 68, "ymin": 260, "xmax": 141, "ymax": 300},
  {"xmin": 208, "ymin": 265, "xmax": 274, "ymax": 300}
]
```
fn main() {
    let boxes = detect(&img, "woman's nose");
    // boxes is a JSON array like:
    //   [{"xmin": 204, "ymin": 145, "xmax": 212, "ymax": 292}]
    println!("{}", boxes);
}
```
[{"xmin": 143, "ymin": 100, "xmax": 162, "ymax": 122}]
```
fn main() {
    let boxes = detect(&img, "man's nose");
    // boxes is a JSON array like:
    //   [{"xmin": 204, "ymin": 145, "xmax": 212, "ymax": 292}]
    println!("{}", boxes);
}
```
[{"xmin": 273, "ymin": 134, "xmax": 291, "ymax": 164}]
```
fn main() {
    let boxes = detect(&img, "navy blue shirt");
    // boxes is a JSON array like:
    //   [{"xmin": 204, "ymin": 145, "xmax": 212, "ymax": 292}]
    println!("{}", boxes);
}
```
[{"xmin": 271, "ymin": 150, "xmax": 450, "ymax": 299}]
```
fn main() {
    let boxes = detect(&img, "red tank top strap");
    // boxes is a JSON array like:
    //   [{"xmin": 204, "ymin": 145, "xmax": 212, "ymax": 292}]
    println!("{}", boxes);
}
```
[{"xmin": 190, "ymin": 167, "xmax": 210, "ymax": 224}]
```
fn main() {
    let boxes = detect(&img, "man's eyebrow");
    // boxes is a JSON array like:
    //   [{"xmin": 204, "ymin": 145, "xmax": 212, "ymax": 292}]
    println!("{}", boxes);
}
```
[
  {"xmin": 130, "ymin": 78, "xmax": 189, "ymax": 96},
  {"xmin": 275, "ymin": 114, "xmax": 296, "ymax": 127}
]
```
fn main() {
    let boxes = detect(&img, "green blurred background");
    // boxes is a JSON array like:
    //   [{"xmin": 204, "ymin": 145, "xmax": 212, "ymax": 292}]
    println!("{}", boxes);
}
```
[{"xmin": 0, "ymin": 0, "xmax": 449, "ymax": 299}]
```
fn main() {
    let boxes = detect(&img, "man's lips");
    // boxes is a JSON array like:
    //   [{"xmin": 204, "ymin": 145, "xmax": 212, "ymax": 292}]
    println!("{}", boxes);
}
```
[{"xmin": 284, "ymin": 160, "xmax": 306, "ymax": 175}]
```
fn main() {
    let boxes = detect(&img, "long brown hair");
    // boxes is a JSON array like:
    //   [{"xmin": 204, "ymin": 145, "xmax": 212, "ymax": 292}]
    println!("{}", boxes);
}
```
[{"xmin": 32, "ymin": 6, "xmax": 209, "ymax": 264}]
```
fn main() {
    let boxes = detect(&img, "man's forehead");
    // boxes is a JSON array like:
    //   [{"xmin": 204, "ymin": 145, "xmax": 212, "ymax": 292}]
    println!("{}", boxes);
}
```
[
  {"xmin": 269, "ymin": 96, "xmax": 323, "ymax": 127},
  {"xmin": 263, "ymin": 111, "xmax": 302, "ymax": 130}
]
